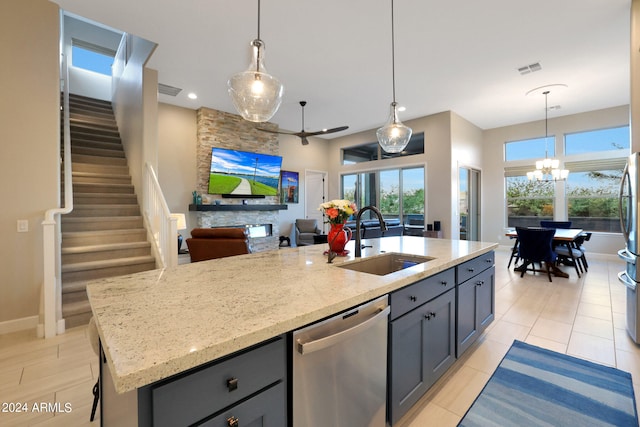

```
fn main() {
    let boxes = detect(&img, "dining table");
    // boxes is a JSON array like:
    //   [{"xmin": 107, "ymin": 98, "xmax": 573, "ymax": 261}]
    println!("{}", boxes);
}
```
[{"xmin": 505, "ymin": 227, "xmax": 584, "ymax": 277}]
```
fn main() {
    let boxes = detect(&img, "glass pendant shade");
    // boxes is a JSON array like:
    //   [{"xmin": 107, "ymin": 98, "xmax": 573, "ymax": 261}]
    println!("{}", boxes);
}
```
[
  {"xmin": 377, "ymin": 102, "xmax": 412, "ymax": 153},
  {"xmin": 228, "ymin": 39, "xmax": 283, "ymax": 123}
]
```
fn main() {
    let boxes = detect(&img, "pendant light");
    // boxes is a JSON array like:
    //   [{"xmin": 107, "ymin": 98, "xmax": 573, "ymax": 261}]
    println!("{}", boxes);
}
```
[
  {"xmin": 526, "ymin": 91, "xmax": 569, "ymax": 181},
  {"xmin": 377, "ymin": 0, "xmax": 412, "ymax": 153},
  {"xmin": 228, "ymin": 0, "xmax": 283, "ymax": 123}
]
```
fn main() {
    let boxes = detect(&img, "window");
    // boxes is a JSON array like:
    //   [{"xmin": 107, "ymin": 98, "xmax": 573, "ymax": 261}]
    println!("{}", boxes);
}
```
[
  {"xmin": 341, "ymin": 167, "xmax": 424, "ymax": 223},
  {"xmin": 505, "ymin": 176, "xmax": 554, "ymax": 227},
  {"xmin": 504, "ymin": 123, "xmax": 629, "ymax": 233},
  {"xmin": 342, "ymin": 133, "xmax": 425, "ymax": 165},
  {"xmin": 505, "ymin": 136, "xmax": 554, "ymax": 162},
  {"xmin": 565, "ymin": 161, "xmax": 624, "ymax": 232},
  {"xmin": 71, "ymin": 39, "xmax": 116, "ymax": 76},
  {"xmin": 565, "ymin": 126, "xmax": 630, "ymax": 155}
]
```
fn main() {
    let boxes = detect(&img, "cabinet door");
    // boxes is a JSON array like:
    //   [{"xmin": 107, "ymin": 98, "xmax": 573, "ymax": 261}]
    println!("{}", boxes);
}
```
[
  {"xmin": 388, "ymin": 289, "xmax": 456, "ymax": 425},
  {"xmin": 456, "ymin": 277, "xmax": 478, "ymax": 357},
  {"xmin": 457, "ymin": 267, "xmax": 495, "ymax": 357},
  {"xmin": 198, "ymin": 382, "xmax": 285, "ymax": 427},
  {"xmin": 389, "ymin": 305, "xmax": 428, "ymax": 425},
  {"xmin": 476, "ymin": 267, "xmax": 495, "ymax": 333},
  {"xmin": 423, "ymin": 288, "xmax": 456, "ymax": 384}
]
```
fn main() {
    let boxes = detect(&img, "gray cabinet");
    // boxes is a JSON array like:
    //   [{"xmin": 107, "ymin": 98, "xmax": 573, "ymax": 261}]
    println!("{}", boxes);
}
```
[
  {"xmin": 388, "ymin": 269, "xmax": 456, "ymax": 425},
  {"xmin": 100, "ymin": 336, "xmax": 286, "ymax": 427},
  {"xmin": 456, "ymin": 252, "xmax": 495, "ymax": 357}
]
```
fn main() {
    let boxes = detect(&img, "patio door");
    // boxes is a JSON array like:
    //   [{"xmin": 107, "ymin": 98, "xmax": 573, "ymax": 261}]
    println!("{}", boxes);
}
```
[{"xmin": 459, "ymin": 167, "xmax": 481, "ymax": 241}]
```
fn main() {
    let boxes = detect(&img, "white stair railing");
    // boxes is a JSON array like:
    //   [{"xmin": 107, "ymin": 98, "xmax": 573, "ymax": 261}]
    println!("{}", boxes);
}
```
[
  {"xmin": 144, "ymin": 162, "xmax": 178, "ymax": 269},
  {"xmin": 41, "ymin": 53, "xmax": 73, "ymax": 338}
]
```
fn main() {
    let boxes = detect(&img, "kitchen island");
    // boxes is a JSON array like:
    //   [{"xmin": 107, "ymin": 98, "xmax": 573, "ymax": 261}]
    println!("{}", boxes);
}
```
[{"xmin": 88, "ymin": 236, "xmax": 497, "ymax": 425}]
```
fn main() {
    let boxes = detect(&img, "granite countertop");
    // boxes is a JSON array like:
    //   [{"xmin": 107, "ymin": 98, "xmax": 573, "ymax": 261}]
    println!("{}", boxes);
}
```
[{"xmin": 87, "ymin": 236, "xmax": 497, "ymax": 393}]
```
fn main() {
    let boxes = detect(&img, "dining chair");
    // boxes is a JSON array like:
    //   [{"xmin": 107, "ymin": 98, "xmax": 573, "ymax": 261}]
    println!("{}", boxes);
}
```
[{"xmin": 515, "ymin": 227, "xmax": 557, "ymax": 282}]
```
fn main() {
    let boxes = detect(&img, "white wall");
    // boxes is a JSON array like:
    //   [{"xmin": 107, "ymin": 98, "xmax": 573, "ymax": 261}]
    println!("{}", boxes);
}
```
[{"xmin": 483, "ymin": 105, "xmax": 628, "ymax": 255}]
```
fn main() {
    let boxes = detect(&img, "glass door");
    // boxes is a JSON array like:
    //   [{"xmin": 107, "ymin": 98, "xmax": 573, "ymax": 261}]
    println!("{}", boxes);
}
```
[{"xmin": 459, "ymin": 167, "xmax": 481, "ymax": 241}]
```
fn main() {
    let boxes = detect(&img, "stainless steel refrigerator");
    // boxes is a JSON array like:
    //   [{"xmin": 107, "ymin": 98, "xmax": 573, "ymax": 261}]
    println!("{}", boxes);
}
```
[{"xmin": 618, "ymin": 152, "xmax": 640, "ymax": 343}]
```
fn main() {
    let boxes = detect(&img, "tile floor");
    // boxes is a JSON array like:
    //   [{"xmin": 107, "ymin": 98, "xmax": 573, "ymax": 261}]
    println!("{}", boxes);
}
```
[{"xmin": 0, "ymin": 247, "xmax": 638, "ymax": 426}]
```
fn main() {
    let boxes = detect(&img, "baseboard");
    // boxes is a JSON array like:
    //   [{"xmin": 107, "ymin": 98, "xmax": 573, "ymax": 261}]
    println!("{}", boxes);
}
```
[{"xmin": 0, "ymin": 315, "xmax": 38, "ymax": 335}]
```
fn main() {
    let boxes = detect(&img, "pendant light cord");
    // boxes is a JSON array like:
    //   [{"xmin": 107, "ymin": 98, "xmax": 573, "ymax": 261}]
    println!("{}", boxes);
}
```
[
  {"xmin": 544, "ymin": 90, "xmax": 549, "ymax": 157},
  {"xmin": 254, "ymin": 0, "xmax": 262, "ymax": 73},
  {"xmin": 391, "ymin": 0, "xmax": 397, "ymax": 104},
  {"xmin": 257, "ymin": 0, "xmax": 261, "ymax": 40}
]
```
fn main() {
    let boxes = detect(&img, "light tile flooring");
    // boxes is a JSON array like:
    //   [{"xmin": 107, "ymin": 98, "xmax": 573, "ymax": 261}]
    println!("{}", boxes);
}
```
[{"xmin": 0, "ymin": 248, "xmax": 638, "ymax": 426}]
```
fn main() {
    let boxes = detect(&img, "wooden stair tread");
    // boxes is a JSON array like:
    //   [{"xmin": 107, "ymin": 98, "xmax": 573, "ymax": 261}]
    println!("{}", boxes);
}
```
[
  {"xmin": 62, "ymin": 241, "xmax": 150, "ymax": 254},
  {"xmin": 62, "ymin": 255, "xmax": 156, "ymax": 273}
]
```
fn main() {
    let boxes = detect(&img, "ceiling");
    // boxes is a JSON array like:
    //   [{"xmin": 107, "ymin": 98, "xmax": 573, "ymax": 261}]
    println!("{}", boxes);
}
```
[{"xmin": 54, "ymin": 0, "xmax": 632, "ymax": 137}]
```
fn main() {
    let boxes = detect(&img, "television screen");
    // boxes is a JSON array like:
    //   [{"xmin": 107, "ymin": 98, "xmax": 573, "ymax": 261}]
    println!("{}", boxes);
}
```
[{"xmin": 208, "ymin": 147, "xmax": 283, "ymax": 196}]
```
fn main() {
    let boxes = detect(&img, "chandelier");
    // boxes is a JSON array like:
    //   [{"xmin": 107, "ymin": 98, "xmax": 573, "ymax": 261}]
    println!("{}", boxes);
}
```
[{"xmin": 527, "ymin": 90, "xmax": 568, "ymax": 181}]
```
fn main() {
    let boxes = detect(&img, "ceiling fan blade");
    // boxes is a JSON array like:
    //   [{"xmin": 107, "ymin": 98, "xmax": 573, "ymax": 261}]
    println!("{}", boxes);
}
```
[
  {"xmin": 257, "ymin": 127, "xmax": 297, "ymax": 136},
  {"xmin": 304, "ymin": 126, "xmax": 349, "ymax": 137}
]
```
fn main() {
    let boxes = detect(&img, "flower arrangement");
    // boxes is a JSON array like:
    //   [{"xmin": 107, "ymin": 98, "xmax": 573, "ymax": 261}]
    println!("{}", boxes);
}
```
[{"xmin": 319, "ymin": 199, "xmax": 357, "ymax": 225}]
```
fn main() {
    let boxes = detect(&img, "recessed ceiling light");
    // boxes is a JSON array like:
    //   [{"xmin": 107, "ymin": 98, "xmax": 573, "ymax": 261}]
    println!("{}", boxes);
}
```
[{"xmin": 187, "ymin": 92, "xmax": 198, "ymax": 100}]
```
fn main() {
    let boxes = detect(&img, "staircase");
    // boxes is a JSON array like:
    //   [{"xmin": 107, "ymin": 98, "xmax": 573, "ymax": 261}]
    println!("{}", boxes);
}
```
[{"xmin": 61, "ymin": 94, "xmax": 156, "ymax": 328}]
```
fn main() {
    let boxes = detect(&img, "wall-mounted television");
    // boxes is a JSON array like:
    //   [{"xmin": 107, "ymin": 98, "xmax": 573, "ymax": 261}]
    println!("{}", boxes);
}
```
[{"xmin": 208, "ymin": 147, "xmax": 283, "ymax": 196}]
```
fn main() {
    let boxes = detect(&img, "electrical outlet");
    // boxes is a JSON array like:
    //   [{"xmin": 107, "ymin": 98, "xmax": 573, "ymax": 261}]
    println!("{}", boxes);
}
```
[{"xmin": 17, "ymin": 219, "xmax": 28, "ymax": 233}]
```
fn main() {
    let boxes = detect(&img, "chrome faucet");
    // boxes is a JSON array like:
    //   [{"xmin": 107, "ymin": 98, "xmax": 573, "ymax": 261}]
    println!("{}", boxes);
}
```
[{"xmin": 355, "ymin": 206, "xmax": 387, "ymax": 258}]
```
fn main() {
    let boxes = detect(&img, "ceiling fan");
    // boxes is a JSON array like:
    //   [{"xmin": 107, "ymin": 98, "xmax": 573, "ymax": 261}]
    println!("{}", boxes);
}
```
[{"xmin": 259, "ymin": 101, "xmax": 349, "ymax": 145}]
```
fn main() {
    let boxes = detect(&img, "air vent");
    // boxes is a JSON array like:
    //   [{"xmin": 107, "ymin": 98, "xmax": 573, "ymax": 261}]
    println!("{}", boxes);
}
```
[
  {"xmin": 517, "ymin": 62, "xmax": 542, "ymax": 75},
  {"xmin": 548, "ymin": 105, "xmax": 561, "ymax": 111},
  {"xmin": 158, "ymin": 83, "xmax": 182, "ymax": 96}
]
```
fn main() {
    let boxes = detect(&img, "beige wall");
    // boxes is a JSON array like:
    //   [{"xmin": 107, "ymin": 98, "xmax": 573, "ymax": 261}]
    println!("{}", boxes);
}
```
[
  {"xmin": 328, "ymin": 111, "xmax": 476, "ymax": 239},
  {"xmin": 0, "ymin": 0, "xmax": 60, "ymax": 327},
  {"xmin": 278, "ymin": 134, "xmax": 331, "ymax": 237},
  {"xmin": 157, "ymin": 103, "xmax": 198, "ymax": 233}
]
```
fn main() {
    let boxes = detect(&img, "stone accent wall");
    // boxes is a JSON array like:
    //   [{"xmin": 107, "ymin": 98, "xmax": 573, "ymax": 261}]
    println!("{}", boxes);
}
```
[{"xmin": 195, "ymin": 107, "xmax": 281, "ymax": 252}]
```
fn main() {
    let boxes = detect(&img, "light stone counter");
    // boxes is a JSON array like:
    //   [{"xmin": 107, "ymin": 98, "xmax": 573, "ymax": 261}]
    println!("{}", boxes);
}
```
[{"xmin": 87, "ymin": 236, "xmax": 497, "ymax": 393}]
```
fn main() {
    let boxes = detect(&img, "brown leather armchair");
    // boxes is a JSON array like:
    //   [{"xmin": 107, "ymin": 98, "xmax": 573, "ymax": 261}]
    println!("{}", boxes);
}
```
[{"xmin": 186, "ymin": 228, "xmax": 251, "ymax": 262}]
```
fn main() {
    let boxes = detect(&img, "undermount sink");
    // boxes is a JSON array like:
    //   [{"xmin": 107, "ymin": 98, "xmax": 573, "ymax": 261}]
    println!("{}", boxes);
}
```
[{"xmin": 337, "ymin": 253, "xmax": 435, "ymax": 276}]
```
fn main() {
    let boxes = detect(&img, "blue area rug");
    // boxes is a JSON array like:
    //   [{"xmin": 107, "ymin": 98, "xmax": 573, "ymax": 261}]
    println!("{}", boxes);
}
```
[{"xmin": 459, "ymin": 340, "xmax": 638, "ymax": 427}]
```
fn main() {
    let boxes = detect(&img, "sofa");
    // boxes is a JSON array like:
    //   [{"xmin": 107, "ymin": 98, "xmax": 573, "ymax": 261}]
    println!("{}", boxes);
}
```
[
  {"xmin": 344, "ymin": 218, "xmax": 404, "ymax": 239},
  {"xmin": 186, "ymin": 228, "xmax": 251, "ymax": 262}
]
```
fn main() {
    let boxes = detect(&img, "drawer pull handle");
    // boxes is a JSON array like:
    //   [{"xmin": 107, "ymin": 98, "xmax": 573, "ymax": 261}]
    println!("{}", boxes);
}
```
[
  {"xmin": 486, "ymin": 258, "xmax": 492, "ymax": 263},
  {"xmin": 441, "ymin": 280, "xmax": 448, "ymax": 286},
  {"xmin": 227, "ymin": 416, "xmax": 239, "ymax": 427},
  {"xmin": 424, "ymin": 312, "xmax": 436, "ymax": 320},
  {"xmin": 468, "ymin": 268, "xmax": 475, "ymax": 272},
  {"xmin": 476, "ymin": 280, "xmax": 484, "ymax": 287},
  {"xmin": 410, "ymin": 295, "xmax": 417, "ymax": 302},
  {"xmin": 227, "ymin": 377, "xmax": 238, "ymax": 392}
]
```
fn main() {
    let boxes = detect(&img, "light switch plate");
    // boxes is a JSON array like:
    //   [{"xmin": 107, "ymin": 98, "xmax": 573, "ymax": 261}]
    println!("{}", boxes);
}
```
[{"xmin": 17, "ymin": 219, "xmax": 28, "ymax": 232}]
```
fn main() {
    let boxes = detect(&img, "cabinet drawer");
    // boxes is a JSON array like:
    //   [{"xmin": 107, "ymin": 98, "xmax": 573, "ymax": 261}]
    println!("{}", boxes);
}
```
[
  {"xmin": 151, "ymin": 337, "xmax": 285, "ymax": 427},
  {"xmin": 390, "ymin": 268, "xmax": 455, "ymax": 320},
  {"xmin": 198, "ymin": 381, "xmax": 286, "ymax": 427},
  {"xmin": 457, "ymin": 251, "xmax": 494, "ymax": 284}
]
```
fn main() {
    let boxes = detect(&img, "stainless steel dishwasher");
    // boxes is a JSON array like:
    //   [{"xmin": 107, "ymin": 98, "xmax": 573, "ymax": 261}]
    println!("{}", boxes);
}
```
[{"xmin": 293, "ymin": 295, "xmax": 389, "ymax": 427}]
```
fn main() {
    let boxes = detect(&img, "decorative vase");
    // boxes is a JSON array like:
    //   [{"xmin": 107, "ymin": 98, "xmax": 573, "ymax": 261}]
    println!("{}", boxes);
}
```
[{"xmin": 328, "ymin": 222, "xmax": 352, "ymax": 256}]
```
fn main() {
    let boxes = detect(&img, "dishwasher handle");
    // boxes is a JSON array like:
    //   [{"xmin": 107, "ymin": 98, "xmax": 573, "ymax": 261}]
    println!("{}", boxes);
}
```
[{"xmin": 297, "ymin": 305, "xmax": 390, "ymax": 355}]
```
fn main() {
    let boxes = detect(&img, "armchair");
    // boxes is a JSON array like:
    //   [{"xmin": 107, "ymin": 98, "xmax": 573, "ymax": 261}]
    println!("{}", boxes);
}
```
[{"xmin": 295, "ymin": 219, "xmax": 322, "ymax": 246}]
